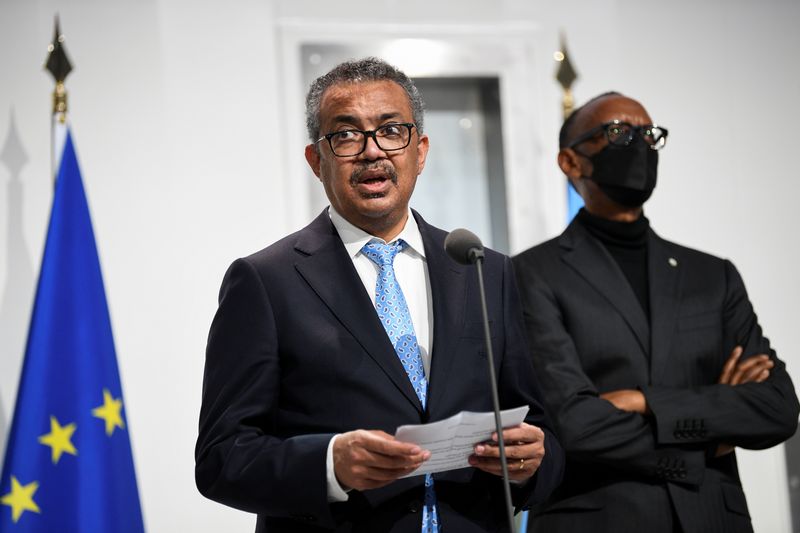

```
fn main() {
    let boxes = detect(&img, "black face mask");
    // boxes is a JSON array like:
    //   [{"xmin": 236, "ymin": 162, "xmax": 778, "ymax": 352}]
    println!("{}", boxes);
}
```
[{"xmin": 581, "ymin": 136, "xmax": 658, "ymax": 207}]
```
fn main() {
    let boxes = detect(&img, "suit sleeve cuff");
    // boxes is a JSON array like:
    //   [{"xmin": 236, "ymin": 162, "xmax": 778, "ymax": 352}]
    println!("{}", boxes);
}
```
[
  {"xmin": 643, "ymin": 385, "xmax": 711, "ymax": 444},
  {"xmin": 326, "ymin": 434, "xmax": 351, "ymax": 503}
]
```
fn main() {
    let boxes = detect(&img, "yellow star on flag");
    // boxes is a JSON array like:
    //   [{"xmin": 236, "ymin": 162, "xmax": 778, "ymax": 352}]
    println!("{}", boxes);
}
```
[
  {"xmin": 38, "ymin": 416, "xmax": 78, "ymax": 464},
  {"xmin": 92, "ymin": 388, "xmax": 125, "ymax": 436},
  {"xmin": 1, "ymin": 476, "xmax": 41, "ymax": 523}
]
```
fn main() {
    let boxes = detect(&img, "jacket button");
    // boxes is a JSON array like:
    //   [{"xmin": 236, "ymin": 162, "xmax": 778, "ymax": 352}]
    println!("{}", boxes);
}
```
[{"xmin": 408, "ymin": 500, "xmax": 421, "ymax": 513}]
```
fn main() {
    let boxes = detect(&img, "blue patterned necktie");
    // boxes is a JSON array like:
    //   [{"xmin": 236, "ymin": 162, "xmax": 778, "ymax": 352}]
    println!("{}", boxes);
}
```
[{"xmin": 361, "ymin": 239, "xmax": 439, "ymax": 533}]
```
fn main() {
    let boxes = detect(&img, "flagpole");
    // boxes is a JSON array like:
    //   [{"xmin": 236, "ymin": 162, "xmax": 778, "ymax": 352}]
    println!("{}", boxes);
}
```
[
  {"xmin": 554, "ymin": 32, "xmax": 586, "ymax": 222},
  {"xmin": 554, "ymin": 32, "xmax": 578, "ymax": 120},
  {"xmin": 44, "ymin": 15, "xmax": 72, "ymax": 184}
]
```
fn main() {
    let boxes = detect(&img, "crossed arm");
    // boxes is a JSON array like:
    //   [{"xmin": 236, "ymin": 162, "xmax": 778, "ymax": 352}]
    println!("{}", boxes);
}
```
[
  {"xmin": 602, "ymin": 345, "xmax": 773, "ymax": 413},
  {"xmin": 601, "ymin": 345, "xmax": 774, "ymax": 456}
]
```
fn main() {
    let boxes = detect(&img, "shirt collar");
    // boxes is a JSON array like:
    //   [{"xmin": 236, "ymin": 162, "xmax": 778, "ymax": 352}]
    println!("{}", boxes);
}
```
[{"xmin": 328, "ymin": 206, "xmax": 426, "ymax": 260}]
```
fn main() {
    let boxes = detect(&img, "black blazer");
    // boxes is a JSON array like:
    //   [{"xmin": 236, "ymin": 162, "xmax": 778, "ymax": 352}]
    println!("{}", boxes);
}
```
[
  {"xmin": 512, "ymin": 217, "xmax": 798, "ymax": 533},
  {"xmin": 196, "ymin": 210, "xmax": 564, "ymax": 532}
]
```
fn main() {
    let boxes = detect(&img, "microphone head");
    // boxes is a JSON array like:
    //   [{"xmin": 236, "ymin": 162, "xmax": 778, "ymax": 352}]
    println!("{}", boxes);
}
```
[{"xmin": 445, "ymin": 228, "xmax": 485, "ymax": 265}]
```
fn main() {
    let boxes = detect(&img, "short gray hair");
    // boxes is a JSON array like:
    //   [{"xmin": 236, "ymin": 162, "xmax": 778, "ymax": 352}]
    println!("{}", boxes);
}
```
[{"xmin": 305, "ymin": 57, "xmax": 425, "ymax": 142}]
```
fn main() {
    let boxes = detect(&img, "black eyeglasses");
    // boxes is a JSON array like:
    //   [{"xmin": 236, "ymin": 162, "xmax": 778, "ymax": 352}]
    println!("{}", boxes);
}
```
[
  {"xmin": 317, "ymin": 123, "xmax": 416, "ymax": 157},
  {"xmin": 568, "ymin": 120, "xmax": 669, "ymax": 151}
]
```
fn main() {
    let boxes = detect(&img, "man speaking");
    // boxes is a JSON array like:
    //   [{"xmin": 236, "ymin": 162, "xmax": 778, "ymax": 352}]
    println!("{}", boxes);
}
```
[{"xmin": 195, "ymin": 57, "xmax": 563, "ymax": 532}]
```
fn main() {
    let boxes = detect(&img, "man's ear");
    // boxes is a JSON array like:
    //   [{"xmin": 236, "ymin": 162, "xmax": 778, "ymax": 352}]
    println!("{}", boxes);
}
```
[
  {"xmin": 558, "ymin": 148, "xmax": 585, "ymax": 196},
  {"xmin": 305, "ymin": 144, "xmax": 322, "ymax": 179},
  {"xmin": 415, "ymin": 134, "xmax": 430, "ymax": 175},
  {"xmin": 557, "ymin": 148, "xmax": 583, "ymax": 179}
]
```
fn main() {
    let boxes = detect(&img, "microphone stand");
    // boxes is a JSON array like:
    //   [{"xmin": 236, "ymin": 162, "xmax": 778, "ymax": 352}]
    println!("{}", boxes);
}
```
[{"xmin": 472, "ymin": 249, "xmax": 516, "ymax": 533}]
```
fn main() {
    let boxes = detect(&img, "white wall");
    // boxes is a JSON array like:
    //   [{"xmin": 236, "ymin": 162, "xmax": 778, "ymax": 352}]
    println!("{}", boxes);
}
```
[{"xmin": 1, "ymin": 1, "xmax": 798, "ymax": 532}]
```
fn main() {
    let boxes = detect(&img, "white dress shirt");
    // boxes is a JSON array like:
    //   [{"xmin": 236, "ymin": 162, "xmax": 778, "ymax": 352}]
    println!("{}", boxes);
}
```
[{"xmin": 325, "ymin": 206, "xmax": 434, "ymax": 501}]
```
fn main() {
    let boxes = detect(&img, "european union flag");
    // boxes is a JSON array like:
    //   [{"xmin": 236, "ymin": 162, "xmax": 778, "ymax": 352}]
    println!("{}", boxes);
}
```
[{"xmin": 0, "ymin": 131, "xmax": 145, "ymax": 532}]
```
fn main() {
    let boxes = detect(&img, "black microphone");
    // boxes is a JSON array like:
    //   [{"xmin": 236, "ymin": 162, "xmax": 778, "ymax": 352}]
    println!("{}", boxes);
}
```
[
  {"xmin": 444, "ymin": 228, "xmax": 485, "ymax": 265},
  {"xmin": 445, "ymin": 229, "xmax": 516, "ymax": 533}
]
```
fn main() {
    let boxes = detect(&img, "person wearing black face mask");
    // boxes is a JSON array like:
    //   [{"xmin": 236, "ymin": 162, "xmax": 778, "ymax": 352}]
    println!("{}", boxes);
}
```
[
  {"xmin": 512, "ymin": 92, "xmax": 798, "ymax": 533},
  {"xmin": 568, "ymin": 118, "xmax": 661, "ymax": 208}
]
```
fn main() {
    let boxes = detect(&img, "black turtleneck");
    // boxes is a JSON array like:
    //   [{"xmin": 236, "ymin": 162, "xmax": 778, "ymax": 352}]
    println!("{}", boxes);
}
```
[{"xmin": 575, "ymin": 208, "xmax": 651, "ymax": 320}]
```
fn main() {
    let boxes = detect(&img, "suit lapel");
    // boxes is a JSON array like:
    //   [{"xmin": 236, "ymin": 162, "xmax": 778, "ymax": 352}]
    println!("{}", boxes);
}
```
[
  {"xmin": 560, "ymin": 220, "xmax": 651, "ymax": 358},
  {"xmin": 292, "ymin": 211, "xmax": 423, "ymax": 412},
  {"xmin": 415, "ymin": 213, "xmax": 467, "ymax": 411},
  {"xmin": 647, "ymin": 230, "xmax": 682, "ymax": 383}
]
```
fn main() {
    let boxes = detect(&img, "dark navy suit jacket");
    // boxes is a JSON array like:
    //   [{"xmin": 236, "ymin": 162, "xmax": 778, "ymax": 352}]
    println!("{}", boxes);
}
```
[
  {"xmin": 196, "ymin": 210, "xmax": 563, "ymax": 532},
  {"xmin": 513, "ymin": 218, "xmax": 798, "ymax": 533}
]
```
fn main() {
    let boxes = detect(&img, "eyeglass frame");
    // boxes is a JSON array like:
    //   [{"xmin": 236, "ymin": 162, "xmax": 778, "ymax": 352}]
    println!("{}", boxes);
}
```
[
  {"xmin": 567, "ymin": 119, "xmax": 669, "ymax": 151},
  {"xmin": 316, "ymin": 122, "xmax": 417, "ymax": 157}
]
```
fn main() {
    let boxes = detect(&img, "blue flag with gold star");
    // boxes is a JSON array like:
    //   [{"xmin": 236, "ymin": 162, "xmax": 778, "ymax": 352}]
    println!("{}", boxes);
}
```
[{"xmin": 0, "ymin": 130, "xmax": 144, "ymax": 532}]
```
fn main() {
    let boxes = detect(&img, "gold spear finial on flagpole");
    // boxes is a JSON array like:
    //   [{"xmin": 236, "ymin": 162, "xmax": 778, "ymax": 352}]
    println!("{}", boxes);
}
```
[
  {"xmin": 554, "ymin": 32, "xmax": 578, "ymax": 119},
  {"xmin": 45, "ymin": 15, "xmax": 73, "ymax": 123},
  {"xmin": 44, "ymin": 15, "xmax": 73, "ymax": 182}
]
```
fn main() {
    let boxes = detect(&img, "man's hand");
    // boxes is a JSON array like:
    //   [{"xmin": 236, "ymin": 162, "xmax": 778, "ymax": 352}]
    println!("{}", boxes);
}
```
[
  {"xmin": 718, "ymin": 345, "xmax": 773, "ymax": 385},
  {"xmin": 600, "ymin": 389, "xmax": 650, "ymax": 415},
  {"xmin": 468, "ymin": 423, "xmax": 545, "ymax": 482},
  {"xmin": 713, "ymin": 346, "xmax": 774, "ymax": 456},
  {"xmin": 333, "ymin": 430, "xmax": 430, "ymax": 491}
]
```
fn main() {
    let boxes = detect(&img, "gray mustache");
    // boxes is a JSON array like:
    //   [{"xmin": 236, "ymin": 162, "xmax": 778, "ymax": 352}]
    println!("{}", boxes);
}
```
[{"xmin": 351, "ymin": 163, "xmax": 397, "ymax": 186}]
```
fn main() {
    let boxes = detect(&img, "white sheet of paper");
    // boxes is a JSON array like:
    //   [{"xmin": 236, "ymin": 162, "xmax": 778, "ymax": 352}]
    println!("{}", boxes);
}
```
[{"xmin": 394, "ymin": 405, "xmax": 530, "ymax": 478}]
